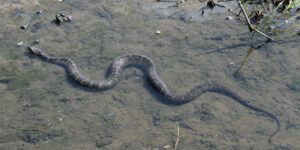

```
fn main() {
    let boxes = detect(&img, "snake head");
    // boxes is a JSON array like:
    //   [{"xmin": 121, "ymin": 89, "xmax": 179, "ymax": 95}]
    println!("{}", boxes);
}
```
[{"xmin": 28, "ymin": 46, "xmax": 43, "ymax": 56}]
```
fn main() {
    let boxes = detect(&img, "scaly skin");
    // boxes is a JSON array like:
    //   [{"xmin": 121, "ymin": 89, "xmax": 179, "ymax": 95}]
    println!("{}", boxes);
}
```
[{"xmin": 28, "ymin": 46, "xmax": 280, "ymax": 143}]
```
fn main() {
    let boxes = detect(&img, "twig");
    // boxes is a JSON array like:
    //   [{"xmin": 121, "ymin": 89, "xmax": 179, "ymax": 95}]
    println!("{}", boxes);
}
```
[
  {"xmin": 174, "ymin": 122, "xmax": 180, "ymax": 150},
  {"xmin": 234, "ymin": 47, "xmax": 255, "ymax": 75},
  {"xmin": 236, "ymin": 0, "xmax": 273, "ymax": 41},
  {"xmin": 250, "ymin": 31, "xmax": 271, "ymax": 49},
  {"xmin": 20, "ymin": 10, "xmax": 42, "ymax": 30}
]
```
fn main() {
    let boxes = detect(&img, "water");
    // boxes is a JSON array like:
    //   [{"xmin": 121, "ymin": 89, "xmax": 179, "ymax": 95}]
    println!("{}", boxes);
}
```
[{"xmin": 0, "ymin": 0, "xmax": 299, "ymax": 149}]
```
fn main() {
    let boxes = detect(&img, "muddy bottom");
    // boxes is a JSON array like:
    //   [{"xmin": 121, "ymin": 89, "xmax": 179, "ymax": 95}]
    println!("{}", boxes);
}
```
[{"xmin": 0, "ymin": 0, "xmax": 300, "ymax": 149}]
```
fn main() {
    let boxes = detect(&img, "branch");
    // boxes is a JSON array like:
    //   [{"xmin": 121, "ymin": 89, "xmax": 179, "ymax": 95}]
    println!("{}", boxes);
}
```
[{"xmin": 236, "ymin": 0, "xmax": 273, "ymax": 41}]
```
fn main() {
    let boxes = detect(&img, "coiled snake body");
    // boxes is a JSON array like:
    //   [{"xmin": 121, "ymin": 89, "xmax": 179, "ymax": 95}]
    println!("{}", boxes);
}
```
[{"xmin": 28, "ymin": 46, "xmax": 280, "ymax": 142}]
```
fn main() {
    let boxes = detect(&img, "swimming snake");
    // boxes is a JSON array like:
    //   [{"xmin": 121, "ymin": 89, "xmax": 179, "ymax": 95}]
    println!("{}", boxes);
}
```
[{"xmin": 28, "ymin": 46, "xmax": 280, "ymax": 142}]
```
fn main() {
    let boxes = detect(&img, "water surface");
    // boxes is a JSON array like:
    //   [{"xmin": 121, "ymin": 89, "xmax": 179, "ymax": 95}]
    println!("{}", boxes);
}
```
[{"xmin": 0, "ymin": 0, "xmax": 299, "ymax": 149}]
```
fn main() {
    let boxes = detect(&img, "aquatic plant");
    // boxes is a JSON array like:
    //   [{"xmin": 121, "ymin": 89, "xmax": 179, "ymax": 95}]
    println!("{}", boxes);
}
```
[
  {"xmin": 233, "ymin": 0, "xmax": 299, "ymax": 74},
  {"xmin": 282, "ymin": 0, "xmax": 300, "ymax": 13},
  {"xmin": 257, "ymin": 0, "xmax": 299, "ymax": 35}
]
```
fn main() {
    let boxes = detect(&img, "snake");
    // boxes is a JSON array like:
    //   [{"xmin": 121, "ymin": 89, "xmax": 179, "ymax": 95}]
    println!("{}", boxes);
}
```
[{"xmin": 28, "ymin": 46, "xmax": 280, "ymax": 143}]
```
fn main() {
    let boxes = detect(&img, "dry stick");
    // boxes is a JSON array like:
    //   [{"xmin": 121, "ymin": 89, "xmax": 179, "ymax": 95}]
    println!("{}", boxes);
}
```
[
  {"xmin": 236, "ymin": 0, "xmax": 273, "ymax": 41},
  {"xmin": 174, "ymin": 122, "xmax": 180, "ymax": 150}
]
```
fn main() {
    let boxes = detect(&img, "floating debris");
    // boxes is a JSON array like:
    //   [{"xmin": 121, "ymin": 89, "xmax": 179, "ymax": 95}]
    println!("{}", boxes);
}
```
[
  {"xmin": 20, "ymin": 24, "xmax": 29, "ymax": 30},
  {"xmin": 20, "ymin": 10, "xmax": 43, "ymax": 30},
  {"xmin": 36, "ymin": 10, "xmax": 43, "ymax": 15},
  {"xmin": 156, "ymin": 30, "xmax": 161, "ymax": 34},
  {"xmin": 249, "ymin": 10, "xmax": 264, "ymax": 24},
  {"xmin": 163, "ymin": 145, "xmax": 170, "ymax": 149},
  {"xmin": 207, "ymin": 0, "xmax": 216, "ymax": 9},
  {"xmin": 229, "ymin": 62, "xmax": 235, "ymax": 65},
  {"xmin": 176, "ymin": 0, "xmax": 185, "ymax": 6},
  {"xmin": 17, "ymin": 42, "xmax": 23, "ymax": 46},
  {"xmin": 33, "ymin": 40, "xmax": 40, "ymax": 45},
  {"xmin": 226, "ymin": 16, "xmax": 235, "ymax": 20},
  {"xmin": 55, "ymin": 13, "xmax": 72, "ymax": 25}
]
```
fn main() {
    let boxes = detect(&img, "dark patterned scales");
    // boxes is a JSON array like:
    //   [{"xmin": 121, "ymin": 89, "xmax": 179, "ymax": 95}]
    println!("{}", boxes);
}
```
[{"xmin": 28, "ymin": 46, "xmax": 280, "ymax": 143}]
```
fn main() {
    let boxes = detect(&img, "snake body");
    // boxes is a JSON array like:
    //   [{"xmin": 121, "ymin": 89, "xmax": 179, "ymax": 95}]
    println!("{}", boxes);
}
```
[{"xmin": 28, "ymin": 46, "xmax": 280, "ymax": 142}]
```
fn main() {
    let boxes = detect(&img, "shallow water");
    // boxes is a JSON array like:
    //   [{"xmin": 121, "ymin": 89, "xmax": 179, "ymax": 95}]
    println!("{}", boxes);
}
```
[{"xmin": 0, "ymin": 0, "xmax": 300, "ymax": 149}]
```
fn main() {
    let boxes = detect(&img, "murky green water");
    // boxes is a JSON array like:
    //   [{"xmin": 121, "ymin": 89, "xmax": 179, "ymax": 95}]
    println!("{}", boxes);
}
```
[{"xmin": 0, "ymin": 0, "xmax": 299, "ymax": 149}]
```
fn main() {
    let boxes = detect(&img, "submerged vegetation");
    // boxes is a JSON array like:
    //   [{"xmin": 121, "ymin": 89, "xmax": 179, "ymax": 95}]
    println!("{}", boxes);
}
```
[
  {"xmin": 231, "ymin": 0, "xmax": 299, "ymax": 74},
  {"xmin": 243, "ymin": 0, "xmax": 299, "ymax": 39}
]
